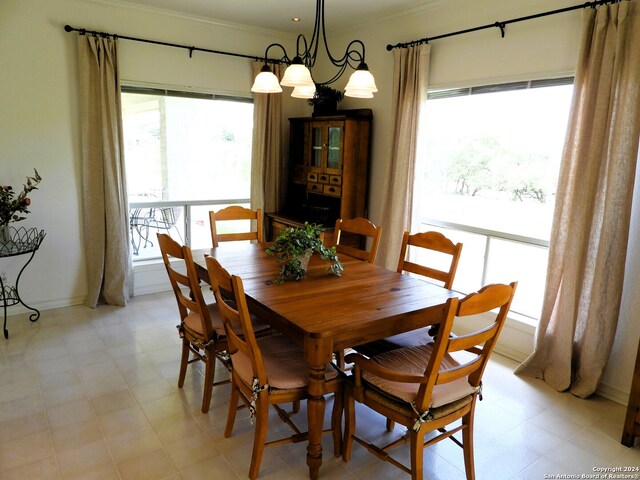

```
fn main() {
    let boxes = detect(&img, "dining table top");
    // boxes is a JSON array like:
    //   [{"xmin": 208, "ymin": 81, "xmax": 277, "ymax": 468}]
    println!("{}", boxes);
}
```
[{"xmin": 192, "ymin": 242, "xmax": 458, "ymax": 354}]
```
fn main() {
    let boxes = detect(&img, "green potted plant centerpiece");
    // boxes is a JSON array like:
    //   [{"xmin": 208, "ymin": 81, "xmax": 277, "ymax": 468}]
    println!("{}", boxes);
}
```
[
  {"xmin": 265, "ymin": 222, "xmax": 343, "ymax": 284},
  {"xmin": 308, "ymin": 85, "xmax": 344, "ymax": 116}
]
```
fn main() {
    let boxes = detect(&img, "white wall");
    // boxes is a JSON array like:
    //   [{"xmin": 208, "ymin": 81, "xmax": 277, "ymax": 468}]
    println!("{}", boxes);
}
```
[{"xmin": 2, "ymin": 0, "xmax": 638, "ymax": 404}]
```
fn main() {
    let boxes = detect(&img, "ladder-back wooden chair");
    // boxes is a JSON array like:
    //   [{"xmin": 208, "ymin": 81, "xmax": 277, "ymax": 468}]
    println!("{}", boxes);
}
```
[
  {"xmin": 205, "ymin": 255, "xmax": 344, "ymax": 480},
  {"xmin": 158, "ymin": 233, "xmax": 270, "ymax": 412},
  {"xmin": 332, "ymin": 217, "xmax": 383, "ymax": 369},
  {"xmin": 343, "ymin": 282, "xmax": 517, "ymax": 480},
  {"xmin": 209, "ymin": 205, "xmax": 263, "ymax": 248},
  {"xmin": 355, "ymin": 230, "xmax": 463, "ymax": 358},
  {"xmin": 157, "ymin": 233, "xmax": 230, "ymax": 413},
  {"xmin": 332, "ymin": 217, "xmax": 382, "ymax": 264}
]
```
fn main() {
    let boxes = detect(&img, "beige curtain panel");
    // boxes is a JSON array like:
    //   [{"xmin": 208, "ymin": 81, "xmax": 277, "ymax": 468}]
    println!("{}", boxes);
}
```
[
  {"xmin": 377, "ymin": 44, "xmax": 430, "ymax": 269},
  {"xmin": 77, "ymin": 35, "xmax": 133, "ymax": 308},
  {"xmin": 250, "ymin": 61, "xmax": 283, "ymax": 220},
  {"xmin": 516, "ymin": 0, "xmax": 640, "ymax": 398}
]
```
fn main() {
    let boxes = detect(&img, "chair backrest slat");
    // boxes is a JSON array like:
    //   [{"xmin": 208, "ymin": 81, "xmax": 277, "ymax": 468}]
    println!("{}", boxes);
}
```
[{"xmin": 209, "ymin": 206, "xmax": 263, "ymax": 248}]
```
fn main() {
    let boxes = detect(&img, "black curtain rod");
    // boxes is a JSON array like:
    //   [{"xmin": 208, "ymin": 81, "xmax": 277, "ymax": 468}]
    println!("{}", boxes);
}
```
[
  {"xmin": 63, "ymin": 24, "xmax": 281, "ymax": 64},
  {"xmin": 386, "ymin": 0, "xmax": 623, "ymax": 51}
]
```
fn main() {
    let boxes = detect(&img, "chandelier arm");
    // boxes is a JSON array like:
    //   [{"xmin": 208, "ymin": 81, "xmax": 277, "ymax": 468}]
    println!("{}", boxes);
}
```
[
  {"xmin": 315, "ymin": 62, "xmax": 348, "ymax": 86},
  {"xmin": 343, "ymin": 40, "xmax": 366, "ymax": 69},
  {"xmin": 318, "ymin": 0, "xmax": 343, "ymax": 67},
  {"xmin": 307, "ymin": 0, "xmax": 322, "ymax": 67},
  {"xmin": 296, "ymin": 34, "xmax": 317, "ymax": 69},
  {"xmin": 320, "ymin": 13, "xmax": 365, "ymax": 68},
  {"xmin": 263, "ymin": 43, "xmax": 292, "ymax": 64}
]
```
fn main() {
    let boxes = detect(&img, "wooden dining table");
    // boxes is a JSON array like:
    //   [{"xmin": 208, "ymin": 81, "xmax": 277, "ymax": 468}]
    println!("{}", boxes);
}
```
[{"xmin": 192, "ymin": 242, "xmax": 457, "ymax": 480}]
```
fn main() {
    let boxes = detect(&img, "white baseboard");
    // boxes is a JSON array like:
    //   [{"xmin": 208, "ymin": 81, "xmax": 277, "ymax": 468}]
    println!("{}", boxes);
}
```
[
  {"xmin": 3, "ymin": 295, "xmax": 86, "ymax": 318},
  {"xmin": 596, "ymin": 382, "xmax": 630, "ymax": 406}
]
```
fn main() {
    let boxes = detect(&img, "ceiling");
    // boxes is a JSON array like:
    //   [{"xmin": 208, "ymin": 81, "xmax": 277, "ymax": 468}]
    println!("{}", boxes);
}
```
[{"xmin": 112, "ymin": 0, "xmax": 450, "ymax": 34}]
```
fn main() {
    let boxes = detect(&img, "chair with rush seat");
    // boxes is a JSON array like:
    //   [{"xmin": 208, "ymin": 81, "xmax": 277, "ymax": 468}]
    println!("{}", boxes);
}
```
[
  {"xmin": 343, "ymin": 282, "xmax": 517, "ymax": 480},
  {"xmin": 157, "ymin": 233, "xmax": 270, "ymax": 413},
  {"xmin": 354, "ymin": 230, "xmax": 463, "ymax": 358},
  {"xmin": 209, "ymin": 205, "xmax": 263, "ymax": 248},
  {"xmin": 206, "ymin": 255, "xmax": 344, "ymax": 480},
  {"xmin": 332, "ymin": 217, "xmax": 382, "ymax": 264}
]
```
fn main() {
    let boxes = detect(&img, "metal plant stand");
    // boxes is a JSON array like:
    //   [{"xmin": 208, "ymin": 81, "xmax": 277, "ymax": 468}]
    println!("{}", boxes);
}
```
[{"xmin": 0, "ymin": 226, "xmax": 46, "ymax": 339}]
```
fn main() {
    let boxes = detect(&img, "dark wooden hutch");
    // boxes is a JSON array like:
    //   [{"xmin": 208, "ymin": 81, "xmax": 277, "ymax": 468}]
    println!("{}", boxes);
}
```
[{"xmin": 266, "ymin": 109, "xmax": 372, "ymax": 242}]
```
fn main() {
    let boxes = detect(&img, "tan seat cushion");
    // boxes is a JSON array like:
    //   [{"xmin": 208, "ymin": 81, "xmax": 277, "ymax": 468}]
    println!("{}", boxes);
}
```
[
  {"xmin": 354, "ymin": 327, "xmax": 433, "ymax": 357},
  {"xmin": 362, "ymin": 344, "xmax": 476, "ymax": 408},
  {"xmin": 232, "ymin": 334, "xmax": 339, "ymax": 390},
  {"xmin": 383, "ymin": 327, "xmax": 433, "ymax": 348},
  {"xmin": 184, "ymin": 302, "xmax": 270, "ymax": 338}
]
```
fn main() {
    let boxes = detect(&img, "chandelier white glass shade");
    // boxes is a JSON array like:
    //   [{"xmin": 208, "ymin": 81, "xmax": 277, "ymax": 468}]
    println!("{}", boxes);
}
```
[
  {"xmin": 291, "ymin": 84, "xmax": 317, "ymax": 99},
  {"xmin": 251, "ymin": 0, "xmax": 377, "ymax": 99},
  {"xmin": 251, "ymin": 65, "xmax": 282, "ymax": 93},
  {"xmin": 344, "ymin": 63, "xmax": 378, "ymax": 98}
]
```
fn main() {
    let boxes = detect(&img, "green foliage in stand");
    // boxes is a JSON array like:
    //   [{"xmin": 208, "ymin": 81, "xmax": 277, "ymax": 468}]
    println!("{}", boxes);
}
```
[{"xmin": 265, "ymin": 222, "xmax": 343, "ymax": 283}]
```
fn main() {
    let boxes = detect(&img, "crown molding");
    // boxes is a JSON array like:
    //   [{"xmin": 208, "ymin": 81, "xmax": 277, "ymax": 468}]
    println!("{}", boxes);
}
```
[{"xmin": 72, "ymin": 0, "xmax": 297, "ymax": 38}]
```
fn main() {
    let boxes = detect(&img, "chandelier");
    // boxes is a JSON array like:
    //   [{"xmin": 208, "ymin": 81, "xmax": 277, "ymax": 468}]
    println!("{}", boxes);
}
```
[{"xmin": 251, "ymin": 0, "xmax": 378, "ymax": 99}]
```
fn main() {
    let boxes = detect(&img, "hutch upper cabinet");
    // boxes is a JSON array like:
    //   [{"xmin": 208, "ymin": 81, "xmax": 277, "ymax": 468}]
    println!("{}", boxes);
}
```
[{"xmin": 268, "ymin": 109, "xmax": 372, "ymax": 240}]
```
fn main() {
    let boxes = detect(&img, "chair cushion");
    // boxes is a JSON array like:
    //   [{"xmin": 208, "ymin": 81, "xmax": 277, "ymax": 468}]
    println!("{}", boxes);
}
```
[
  {"xmin": 184, "ymin": 302, "xmax": 270, "ymax": 338},
  {"xmin": 362, "ymin": 344, "xmax": 476, "ymax": 408},
  {"xmin": 232, "ymin": 334, "xmax": 339, "ymax": 390},
  {"xmin": 354, "ymin": 327, "xmax": 433, "ymax": 357},
  {"xmin": 382, "ymin": 327, "xmax": 433, "ymax": 349}
]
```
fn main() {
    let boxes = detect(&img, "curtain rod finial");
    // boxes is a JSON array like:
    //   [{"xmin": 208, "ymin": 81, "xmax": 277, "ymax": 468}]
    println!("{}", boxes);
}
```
[{"xmin": 64, "ymin": 24, "xmax": 73, "ymax": 32}]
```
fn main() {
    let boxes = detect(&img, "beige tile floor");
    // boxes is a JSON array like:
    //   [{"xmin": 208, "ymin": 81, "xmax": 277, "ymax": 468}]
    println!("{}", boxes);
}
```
[{"xmin": 1, "ymin": 291, "xmax": 638, "ymax": 479}]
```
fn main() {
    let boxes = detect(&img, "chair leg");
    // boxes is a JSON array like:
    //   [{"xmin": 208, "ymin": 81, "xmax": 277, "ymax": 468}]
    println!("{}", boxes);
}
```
[
  {"xmin": 410, "ymin": 429, "xmax": 425, "ymax": 480},
  {"xmin": 342, "ymin": 384, "xmax": 355, "ymax": 462},
  {"xmin": 178, "ymin": 338, "xmax": 190, "ymax": 388},
  {"xmin": 292, "ymin": 400, "xmax": 300, "ymax": 413},
  {"xmin": 225, "ymin": 382, "xmax": 240, "ymax": 438},
  {"xmin": 335, "ymin": 349, "xmax": 346, "ymax": 370},
  {"xmin": 462, "ymin": 408, "xmax": 476, "ymax": 480},
  {"xmin": 201, "ymin": 350, "xmax": 216, "ymax": 413},
  {"xmin": 386, "ymin": 418, "xmax": 395, "ymax": 431},
  {"xmin": 248, "ymin": 397, "xmax": 270, "ymax": 480},
  {"xmin": 331, "ymin": 389, "xmax": 344, "ymax": 457}
]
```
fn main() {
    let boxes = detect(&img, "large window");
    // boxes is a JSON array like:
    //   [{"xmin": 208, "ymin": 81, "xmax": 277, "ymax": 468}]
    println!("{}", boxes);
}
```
[
  {"xmin": 121, "ymin": 87, "xmax": 254, "ymax": 260},
  {"xmin": 415, "ymin": 78, "xmax": 573, "ymax": 320}
]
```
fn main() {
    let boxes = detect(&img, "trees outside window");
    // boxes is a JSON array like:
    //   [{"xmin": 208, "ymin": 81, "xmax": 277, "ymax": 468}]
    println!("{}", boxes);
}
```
[{"xmin": 415, "ymin": 79, "xmax": 573, "ymax": 319}]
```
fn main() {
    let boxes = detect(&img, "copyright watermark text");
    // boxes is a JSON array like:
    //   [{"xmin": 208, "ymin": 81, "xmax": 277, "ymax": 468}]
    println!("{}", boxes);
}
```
[{"xmin": 542, "ymin": 467, "xmax": 640, "ymax": 480}]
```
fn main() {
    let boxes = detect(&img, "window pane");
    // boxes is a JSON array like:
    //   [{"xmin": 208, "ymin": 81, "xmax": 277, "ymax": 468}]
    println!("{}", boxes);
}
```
[
  {"xmin": 129, "ymin": 206, "xmax": 186, "ymax": 260},
  {"xmin": 417, "ymin": 84, "xmax": 572, "ymax": 241},
  {"xmin": 311, "ymin": 127, "xmax": 323, "ymax": 169},
  {"xmin": 122, "ymin": 94, "xmax": 253, "ymax": 202},
  {"xmin": 415, "ymin": 81, "xmax": 573, "ymax": 320},
  {"xmin": 122, "ymin": 89, "xmax": 253, "ymax": 260},
  {"xmin": 327, "ymin": 126, "xmax": 341, "ymax": 169},
  {"xmin": 485, "ymin": 238, "xmax": 547, "ymax": 318},
  {"xmin": 415, "ymin": 224, "xmax": 485, "ymax": 293}
]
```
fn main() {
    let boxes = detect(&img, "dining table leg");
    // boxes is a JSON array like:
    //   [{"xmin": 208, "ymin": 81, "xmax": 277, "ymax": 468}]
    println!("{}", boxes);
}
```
[{"xmin": 305, "ymin": 337, "xmax": 333, "ymax": 480}]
